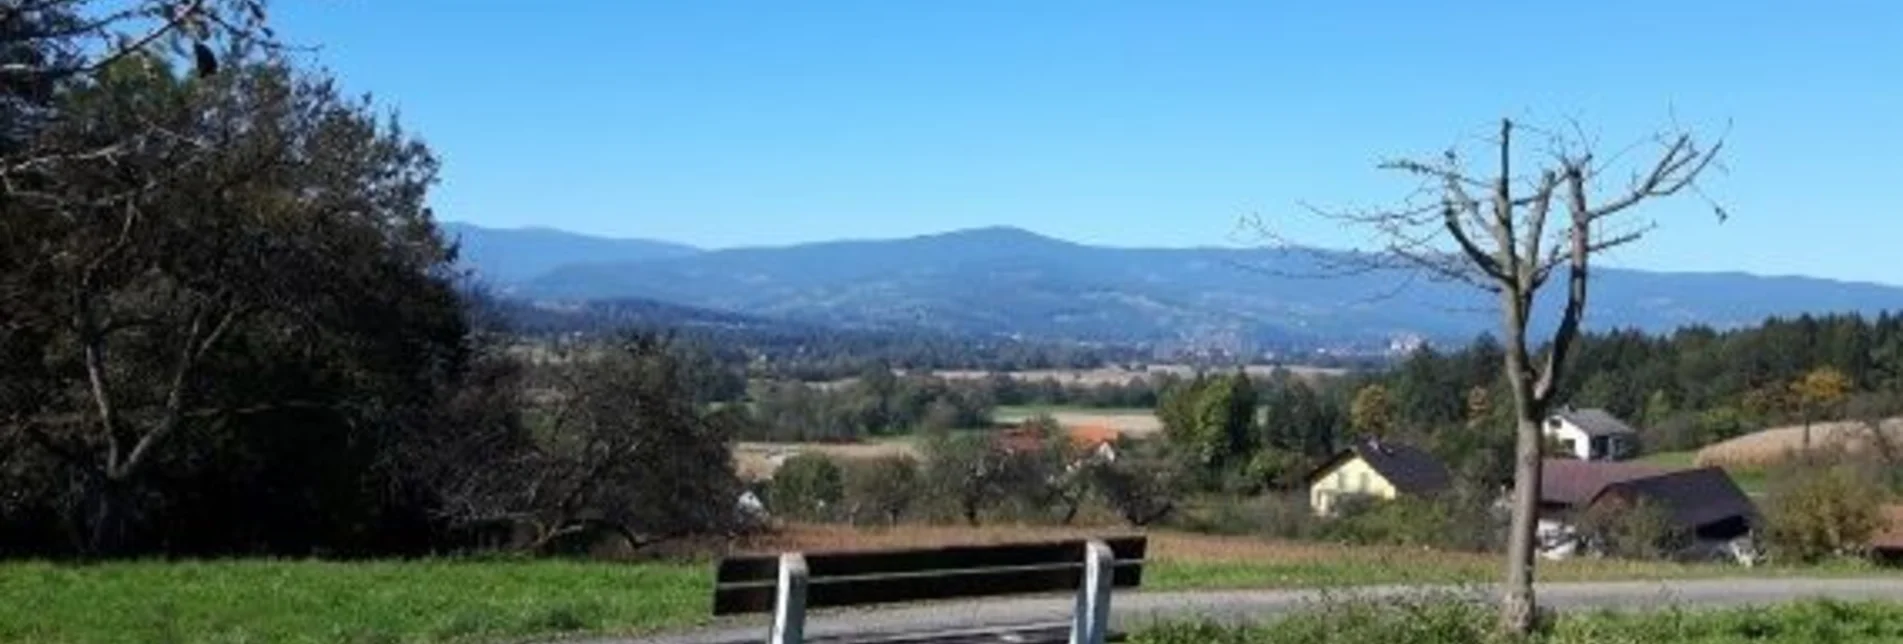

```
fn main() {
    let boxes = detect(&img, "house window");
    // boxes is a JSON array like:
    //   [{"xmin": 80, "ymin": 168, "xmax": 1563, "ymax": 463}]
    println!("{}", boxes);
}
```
[
  {"xmin": 1558, "ymin": 438, "xmax": 1577, "ymax": 457},
  {"xmin": 1357, "ymin": 471, "xmax": 1369, "ymax": 491}
]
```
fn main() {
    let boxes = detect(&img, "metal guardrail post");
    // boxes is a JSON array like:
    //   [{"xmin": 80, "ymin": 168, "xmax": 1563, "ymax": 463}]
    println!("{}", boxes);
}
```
[
  {"xmin": 769, "ymin": 552, "xmax": 809, "ymax": 644},
  {"xmin": 1069, "ymin": 540, "xmax": 1114, "ymax": 644}
]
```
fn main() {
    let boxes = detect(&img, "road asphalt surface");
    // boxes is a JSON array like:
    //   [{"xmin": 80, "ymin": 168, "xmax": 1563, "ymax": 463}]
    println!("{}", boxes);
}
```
[{"xmin": 598, "ymin": 578, "xmax": 1903, "ymax": 644}]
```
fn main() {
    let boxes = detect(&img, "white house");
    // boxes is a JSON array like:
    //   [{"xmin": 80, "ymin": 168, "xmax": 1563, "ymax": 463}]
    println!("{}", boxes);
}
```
[{"xmin": 1544, "ymin": 407, "xmax": 1639, "ymax": 461}]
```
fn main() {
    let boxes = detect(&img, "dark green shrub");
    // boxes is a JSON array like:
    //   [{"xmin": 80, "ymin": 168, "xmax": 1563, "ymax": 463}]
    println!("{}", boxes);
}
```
[{"xmin": 768, "ymin": 453, "xmax": 844, "ymax": 521}]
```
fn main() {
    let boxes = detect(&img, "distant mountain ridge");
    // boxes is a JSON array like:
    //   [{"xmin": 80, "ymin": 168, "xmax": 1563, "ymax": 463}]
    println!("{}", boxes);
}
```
[
  {"xmin": 443, "ymin": 222, "xmax": 700, "ymax": 286},
  {"xmin": 446, "ymin": 222, "xmax": 1903, "ymax": 349}
]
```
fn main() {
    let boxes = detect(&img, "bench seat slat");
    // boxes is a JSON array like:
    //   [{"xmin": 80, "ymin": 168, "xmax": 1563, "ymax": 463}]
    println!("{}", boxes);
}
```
[
  {"xmin": 717, "ymin": 536, "xmax": 1147, "ymax": 584},
  {"xmin": 713, "ymin": 561, "xmax": 1142, "ymax": 615}
]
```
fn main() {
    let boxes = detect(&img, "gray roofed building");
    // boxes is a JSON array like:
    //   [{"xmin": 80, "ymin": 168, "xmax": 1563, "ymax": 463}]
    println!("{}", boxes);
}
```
[
  {"xmin": 1545, "ymin": 406, "xmax": 1641, "ymax": 461},
  {"xmin": 1554, "ymin": 407, "xmax": 1639, "ymax": 437}
]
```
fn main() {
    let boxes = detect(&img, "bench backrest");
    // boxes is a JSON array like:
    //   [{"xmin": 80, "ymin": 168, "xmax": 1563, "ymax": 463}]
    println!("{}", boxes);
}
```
[{"xmin": 712, "ymin": 536, "xmax": 1147, "ymax": 615}]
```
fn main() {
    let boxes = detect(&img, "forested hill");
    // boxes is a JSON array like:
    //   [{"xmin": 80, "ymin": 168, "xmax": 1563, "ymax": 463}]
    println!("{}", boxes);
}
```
[
  {"xmin": 449, "ymin": 223, "xmax": 1903, "ymax": 349},
  {"xmin": 1356, "ymin": 312, "xmax": 1903, "ymax": 459}
]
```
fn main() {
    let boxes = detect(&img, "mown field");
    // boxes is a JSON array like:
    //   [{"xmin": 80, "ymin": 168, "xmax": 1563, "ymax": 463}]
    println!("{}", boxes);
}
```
[{"xmin": 7, "ymin": 525, "xmax": 1888, "ymax": 643}]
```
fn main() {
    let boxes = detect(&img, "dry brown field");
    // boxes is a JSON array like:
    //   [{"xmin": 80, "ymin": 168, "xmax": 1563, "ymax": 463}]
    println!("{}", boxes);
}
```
[{"xmin": 1694, "ymin": 417, "xmax": 1903, "ymax": 470}]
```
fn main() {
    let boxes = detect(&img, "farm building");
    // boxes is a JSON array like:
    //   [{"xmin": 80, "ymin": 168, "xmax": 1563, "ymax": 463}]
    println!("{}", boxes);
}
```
[
  {"xmin": 1545, "ymin": 407, "xmax": 1641, "ymax": 461},
  {"xmin": 1535, "ymin": 459, "xmax": 1757, "ymax": 562},
  {"xmin": 994, "ymin": 424, "xmax": 1122, "ymax": 463},
  {"xmin": 1305, "ymin": 437, "xmax": 1452, "ymax": 516}
]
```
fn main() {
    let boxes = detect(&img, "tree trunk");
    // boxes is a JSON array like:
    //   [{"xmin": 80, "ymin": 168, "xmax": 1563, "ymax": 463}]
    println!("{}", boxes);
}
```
[
  {"xmin": 1498, "ymin": 410, "xmax": 1544, "ymax": 632},
  {"xmin": 84, "ymin": 478, "xmax": 132, "ymax": 556}
]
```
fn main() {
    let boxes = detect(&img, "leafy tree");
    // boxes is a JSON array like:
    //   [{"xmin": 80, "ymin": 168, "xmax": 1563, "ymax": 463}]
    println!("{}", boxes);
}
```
[
  {"xmin": 2, "ymin": 56, "xmax": 473, "ymax": 555},
  {"xmin": 1464, "ymin": 386, "xmax": 1493, "ymax": 429},
  {"xmin": 1791, "ymin": 366, "xmax": 1853, "ymax": 452},
  {"xmin": 1763, "ymin": 460, "xmax": 1886, "ymax": 563},
  {"xmin": 843, "ymin": 455, "xmax": 921, "ymax": 526},
  {"xmin": 1158, "ymin": 372, "xmax": 1258, "ymax": 476},
  {"xmin": 431, "ymin": 334, "xmax": 747, "ymax": 553},
  {"xmin": 771, "ymin": 453, "xmax": 845, "ymax": 522},
  {"xmin": 922, "ymin": 432, "xmax": 1007, "ymax": 526},
  {"xmin": 1087, "ymin": 441, "xmax": 1183, "ymax": 526},
  {"xmin": 1349, "ymin": 384, "xmax": 1396, "ymax": 439}
]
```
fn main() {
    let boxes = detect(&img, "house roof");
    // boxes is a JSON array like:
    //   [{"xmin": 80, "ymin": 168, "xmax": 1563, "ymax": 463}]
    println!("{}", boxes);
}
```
[
  {"xmin": 994, "ymin": 424, "xmax": 1121, "ymax": 455},
  {"xmin": 1553, "ymin": 408, "xmax": 1640, "ymax": 437},
  {"xmin": 1307, "ymin": 437, "xmax": 1453, "ymax": 496},
  {"xmin": 1067, "ymin": 425, "xmax": 1121, "ymax": 450},
  {"xmin": 1540, "ymin": 459, "xmax": 1670, "ymax": 507},
  {"xmin": 1590, "ymin": 467, "xmax": 1758, "ymax": 530}
]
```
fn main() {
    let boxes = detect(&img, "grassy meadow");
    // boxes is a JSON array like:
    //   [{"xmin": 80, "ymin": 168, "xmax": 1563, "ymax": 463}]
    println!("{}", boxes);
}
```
[
  {"xmin": 0, "ymin": 558, "xmax": 707, "ymax": 644},
  {"xmin": 5, "ymin": 525, "xmax": 1891, "ymax": 643}
]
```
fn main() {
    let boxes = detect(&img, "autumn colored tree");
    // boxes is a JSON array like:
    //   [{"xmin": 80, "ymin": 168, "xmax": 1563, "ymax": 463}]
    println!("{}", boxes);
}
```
[
  {"xmin": 1465, "ymin": 385, "xmax": 1493, "ymax": 429},
  {"xmin": 1349, "ymin": 384, "xmax": 1397, "ymax": 439},
  {"xmin": 1791, "ymin": 366, "xmax": 1853, "ymax": 453}
]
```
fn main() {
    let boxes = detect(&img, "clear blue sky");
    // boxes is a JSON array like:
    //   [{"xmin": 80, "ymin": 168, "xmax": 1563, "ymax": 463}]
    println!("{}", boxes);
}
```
[{"xmin": 274, "ymin": 1, "xmax": 1901, "ymax": 284}]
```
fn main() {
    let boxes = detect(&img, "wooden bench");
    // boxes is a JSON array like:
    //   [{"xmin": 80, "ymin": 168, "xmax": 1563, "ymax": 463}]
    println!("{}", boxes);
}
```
[{"xmin": 713, "ymin": 536, "xmax": 1148, "ymax": 644}]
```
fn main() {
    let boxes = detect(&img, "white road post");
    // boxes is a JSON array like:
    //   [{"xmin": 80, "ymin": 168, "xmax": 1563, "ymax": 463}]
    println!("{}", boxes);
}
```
[
  {"xmin": 1069, "ymin": 540, "xmax": 1114, "ymax": 644},
  {"xmin": 769, "ymin": 552, "xmax": 809, "ymax": 644}
]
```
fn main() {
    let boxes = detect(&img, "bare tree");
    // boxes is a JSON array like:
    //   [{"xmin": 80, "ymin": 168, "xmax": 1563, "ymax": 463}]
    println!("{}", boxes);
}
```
[{"xmin": 1258, "ymin": 117, "xmax": 1724, "ymax": 632}]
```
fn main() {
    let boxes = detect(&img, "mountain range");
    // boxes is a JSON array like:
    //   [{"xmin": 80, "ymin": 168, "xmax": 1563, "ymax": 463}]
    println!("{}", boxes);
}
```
[{"xmin": 444, "ymin": 222, "xmax": 1903, "ymax": 350}]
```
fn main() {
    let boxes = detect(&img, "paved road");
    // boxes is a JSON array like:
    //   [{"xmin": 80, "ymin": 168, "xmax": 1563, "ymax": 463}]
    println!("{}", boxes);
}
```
[{"xmin": 601, "ymin": 578, "xmax": 1903, "ymax": 644}]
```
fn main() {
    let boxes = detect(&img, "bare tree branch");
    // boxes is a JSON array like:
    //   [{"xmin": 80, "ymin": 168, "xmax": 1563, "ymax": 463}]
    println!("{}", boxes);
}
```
[{"xmin": 1238, "ymin": 113, "xmax": 1727, "ymax": 634}]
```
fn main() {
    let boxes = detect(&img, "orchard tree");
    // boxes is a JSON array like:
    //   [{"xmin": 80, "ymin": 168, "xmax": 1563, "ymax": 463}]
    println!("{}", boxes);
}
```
[{"xmin": 1255, "ymin": 118, "xmax": 1725, "ymax": 632}]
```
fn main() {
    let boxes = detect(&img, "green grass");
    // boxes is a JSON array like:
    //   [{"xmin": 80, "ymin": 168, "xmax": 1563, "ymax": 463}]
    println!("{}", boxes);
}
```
[
  {"xmin": 0, "ymin": 559, "xmax": 707, "ymax": 644},
  {"xmin": 1641, "ymin": 450, "xmax": 1771, "ymax": 496},
  {"xmin": 1146, "ymin": 555, "xmax": 1882, "ymax": 593},
  {"xmin": 1640, "ymin": 450, "xmax": 1700, "ymax": 468},
  {"xmin": 3, "ymin": 554, "xmax": 1889, "ymax": 643},
  {"xmin": 1133, "ymin": 596, "xmax": 1903, "ymax": 643}
]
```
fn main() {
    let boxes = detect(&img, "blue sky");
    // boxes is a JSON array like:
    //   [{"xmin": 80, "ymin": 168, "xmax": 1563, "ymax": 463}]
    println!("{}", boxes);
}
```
[{"xmin": 275, "ymin": 1, "xmax": 1900, "ymax": 284}]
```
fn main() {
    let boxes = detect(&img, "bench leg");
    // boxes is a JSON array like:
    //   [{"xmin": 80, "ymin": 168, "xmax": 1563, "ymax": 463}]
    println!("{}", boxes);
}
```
[
  {"xmin": 1069, "ymin": 540, "xmax": 1113, "ymax": 644},
  {"xmin": 770, "ymin": 553, "xmax": 808, "ymax": 644}
]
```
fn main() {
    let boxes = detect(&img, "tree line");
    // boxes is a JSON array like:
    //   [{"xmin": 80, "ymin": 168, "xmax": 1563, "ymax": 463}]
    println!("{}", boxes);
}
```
[
  {"xmin": 740, "ymin": 367, "xmax": 996, "ymax": 441},
  {"xmin": 1352, "ymin": 313, "xmax": 1903, "ymax": 460}
]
